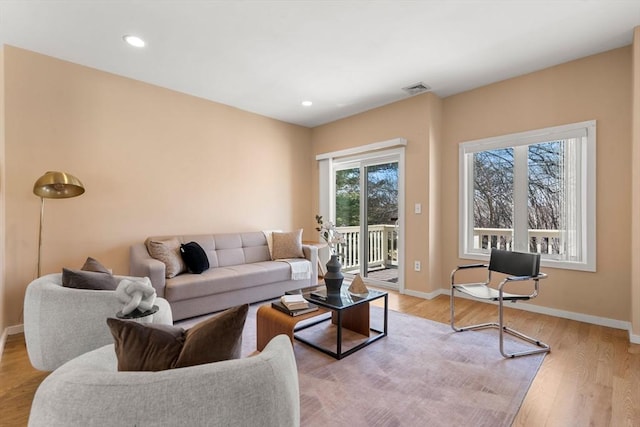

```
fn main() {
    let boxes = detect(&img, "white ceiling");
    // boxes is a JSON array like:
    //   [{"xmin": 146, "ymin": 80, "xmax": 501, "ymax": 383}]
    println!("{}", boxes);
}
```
[{"xmin": 1, "ymin": 1, "xmax": 639, "ymax": 127}]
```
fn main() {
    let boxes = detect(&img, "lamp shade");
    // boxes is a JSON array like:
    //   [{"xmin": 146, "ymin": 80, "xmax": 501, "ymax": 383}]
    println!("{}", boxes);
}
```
[{"xmin": 33, "ymin": 171, "xmax": 85, "ymax": 199}]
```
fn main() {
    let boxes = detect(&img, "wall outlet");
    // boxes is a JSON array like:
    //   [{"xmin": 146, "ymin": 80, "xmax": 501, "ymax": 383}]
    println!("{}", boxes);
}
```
[{"xmin": 414, "ymin": 261, "xmax": 421, "ymax": 271}]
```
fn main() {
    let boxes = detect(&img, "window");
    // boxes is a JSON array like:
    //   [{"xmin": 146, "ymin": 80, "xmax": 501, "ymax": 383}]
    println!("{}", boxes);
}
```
[{"xmin": 459, "ymin": 121, "xmax": 596, "ymax": 271}]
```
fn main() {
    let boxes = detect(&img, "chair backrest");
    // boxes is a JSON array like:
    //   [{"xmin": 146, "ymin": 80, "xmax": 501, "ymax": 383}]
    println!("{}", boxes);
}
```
[{"xmin": 488, "ymin": 249, "xmax": 540, "ymax": 277}]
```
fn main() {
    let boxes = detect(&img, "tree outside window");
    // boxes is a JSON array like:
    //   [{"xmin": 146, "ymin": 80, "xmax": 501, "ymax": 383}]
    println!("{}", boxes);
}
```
[{"xmin": 460, "ymin": 121, "xmax": 596, "ymax": 271}]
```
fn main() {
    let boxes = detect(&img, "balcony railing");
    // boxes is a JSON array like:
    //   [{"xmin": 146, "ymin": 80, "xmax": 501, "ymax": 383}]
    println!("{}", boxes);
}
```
[
  {"xmin": 473, "ymin": 227, "xmax": 563, "ymax": 254},
  {"xmin": 334, "ymin": 226, "xmax": 562, "ymax": 272},
  {"xmin": 336, "ymin": 225, "xmax": 398, "ymax": 272}
]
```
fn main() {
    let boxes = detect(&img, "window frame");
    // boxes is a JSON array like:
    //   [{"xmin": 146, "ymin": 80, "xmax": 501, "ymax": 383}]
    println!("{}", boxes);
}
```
[{"xmin": 458, "ymin": 120, "xmax": 596, "ymax": 272}]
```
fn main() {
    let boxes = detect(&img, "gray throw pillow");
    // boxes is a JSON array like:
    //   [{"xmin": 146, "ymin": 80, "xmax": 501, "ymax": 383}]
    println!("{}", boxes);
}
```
[
  {"xmin": 62, "ymin": 257, "xmax": 117, "ymax": 290},
  {"xmin": 81, "ymin": 256, "xmax": 111, "ymax": 274}
]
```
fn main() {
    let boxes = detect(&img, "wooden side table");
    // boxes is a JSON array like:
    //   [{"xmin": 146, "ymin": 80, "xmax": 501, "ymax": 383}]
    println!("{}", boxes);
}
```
[
  {"xmin": 256, "ymin": 305, "xmax": 329, "ymax": 351},
  {"xmin": 256, "ymin": 299, "xmax": 375, "ymax": 355}
]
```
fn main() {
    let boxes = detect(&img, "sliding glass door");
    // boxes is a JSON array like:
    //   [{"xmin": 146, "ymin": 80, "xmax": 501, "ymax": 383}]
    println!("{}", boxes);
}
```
[{"xmin": 334, "ymin": 153, "xmax": 400, "ymax": 288}]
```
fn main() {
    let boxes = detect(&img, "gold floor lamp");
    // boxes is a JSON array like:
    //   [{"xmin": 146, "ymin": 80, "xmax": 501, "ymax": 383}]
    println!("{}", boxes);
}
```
[{"xmin": 33, "ymin": 171, "xmax": 85, "ymax": 277}]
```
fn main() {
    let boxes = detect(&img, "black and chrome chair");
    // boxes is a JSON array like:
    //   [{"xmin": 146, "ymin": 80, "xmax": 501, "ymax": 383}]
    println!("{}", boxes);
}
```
[{"xmin": 450, "ymin": 249, "xmax": 550, "ymax": 358}]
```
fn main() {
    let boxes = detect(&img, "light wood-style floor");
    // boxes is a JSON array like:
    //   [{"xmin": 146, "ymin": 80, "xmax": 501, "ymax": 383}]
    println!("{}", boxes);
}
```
[{"xmin": 2, "ymin": 291, "xmax": 639, "ymax": 426}]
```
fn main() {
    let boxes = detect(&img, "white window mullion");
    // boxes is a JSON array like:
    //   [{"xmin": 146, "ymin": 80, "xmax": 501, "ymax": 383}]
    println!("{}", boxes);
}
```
[
  {"xmin": 513, "ymin": 146, "xmax": 529, "ymax": 252},
  {"xmin": 318, "ymin": 158, "xmax": 333, "ymax": 230},
  {"xmin": 466, "ymin": 153, "xmax": 476, "ymax": 252}
]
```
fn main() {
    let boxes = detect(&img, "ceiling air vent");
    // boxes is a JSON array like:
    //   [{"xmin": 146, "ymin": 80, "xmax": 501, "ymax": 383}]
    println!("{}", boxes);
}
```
[{"xmin": 401, "ymin": 82, "xmax": 431, "ymax": 95}]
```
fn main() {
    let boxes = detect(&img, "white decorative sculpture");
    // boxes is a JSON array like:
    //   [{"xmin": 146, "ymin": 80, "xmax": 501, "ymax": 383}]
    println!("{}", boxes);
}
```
[
  {"xmin": 115, "ymin": 277, "xmax": 157, "ymax": 315},
  {"xmin": 348, "ymin": 274, "xmax": 369, "ymax": 295}
]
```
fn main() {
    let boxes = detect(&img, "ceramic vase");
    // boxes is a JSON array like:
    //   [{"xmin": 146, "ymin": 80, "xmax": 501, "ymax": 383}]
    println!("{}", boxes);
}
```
[{"xmin": 324, "ymin": 254, "xmax": 344, "ymax": 294}]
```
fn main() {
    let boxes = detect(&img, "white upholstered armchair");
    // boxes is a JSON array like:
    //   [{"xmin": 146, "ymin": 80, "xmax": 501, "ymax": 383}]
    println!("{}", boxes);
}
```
[
  {"xmin": 24, "ymin": 274, "xmax": 301, "ymax": 427},
  {"xmin": 23, "ymin": 273, "xmax": 173, "ymax": 371},
  {"xmin": 28, "ymin": 335, "xmax": 300, "ymax": 427}
]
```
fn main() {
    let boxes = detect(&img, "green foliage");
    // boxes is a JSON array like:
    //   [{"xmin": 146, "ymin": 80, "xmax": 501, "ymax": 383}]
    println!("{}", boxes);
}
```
[
  {"xmin": 335, "ymin": 168, "xmax": 360, "ymax": 227},
  {"xmin": 335, "ymin": 163, "xmax": 398, "ymax": 227}
]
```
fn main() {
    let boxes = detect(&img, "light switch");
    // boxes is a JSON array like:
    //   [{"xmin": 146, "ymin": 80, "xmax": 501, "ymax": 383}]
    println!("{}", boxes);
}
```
[{"xmin": 414, "ymin": 203, "xmax": 422, "ymax": 214}]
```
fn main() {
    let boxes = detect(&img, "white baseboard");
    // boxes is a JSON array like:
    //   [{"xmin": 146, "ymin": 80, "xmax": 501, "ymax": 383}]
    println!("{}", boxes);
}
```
[
  {"xmin": 0, "ymin": 324, "xmax": 24, "ymax": 363},
  {"xmin": 405, "ymin": 287, "xmax": 639, "ymax": 341},
  {"xmin": 0, "ymin": 328, "xmax": 7, "ymax": 363},
  {"xmin": 7, "ymin": 324, "xmax": 24, "ymax": 335},
  {"xmin": 402, "ymin": 288, "xmax": 443, "ymax": 300}
]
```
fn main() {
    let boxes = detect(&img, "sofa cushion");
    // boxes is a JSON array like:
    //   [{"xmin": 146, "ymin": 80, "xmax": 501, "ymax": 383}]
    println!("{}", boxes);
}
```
[
  {"xmin": 164, "ymin": 262, "xmax": 292, "ymax": 302},
  {"xmin": 62, "ymin": 257, "xmax": 117, "ymax": 290},
  {"xmin": 272, "ymin": 229, "xmax": 304, "ymax": 259},
  {"xmin": 241, "ymin": 231, "xmax": 272, "ymax": 263},
  {"xmin": 146, "ymin": 237, "xmax": 186, "ymax": 278},
  {"xmin": 107, "ymin": 304, "xmax": 248, "ymax": 371},
  {"xmin": 180, "ymin": 242, "xmax": 210, "ymax": 274},
  {"xmin": 240, "ymin": 232, "xmax": 272, "ymax": 263},
  {"xmin": 155, "ymin": 232, "xmax": 272, "ymax": 269}
]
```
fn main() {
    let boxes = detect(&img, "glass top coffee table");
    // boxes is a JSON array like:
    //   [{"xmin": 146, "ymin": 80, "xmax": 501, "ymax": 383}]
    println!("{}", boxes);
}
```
[{"xmin": 288, "ymin": 285, "xmax": 388, "ymax": 359}]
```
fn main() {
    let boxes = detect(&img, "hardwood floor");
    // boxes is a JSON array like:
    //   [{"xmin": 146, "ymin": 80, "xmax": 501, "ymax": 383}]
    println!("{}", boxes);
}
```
[
  {"xmin": 2, "ymin": 291, "xmax": 639, "ymax": 426},
  {"xmin": 0, "ymin": 334, "xmax": 48, "ymax": 426}
]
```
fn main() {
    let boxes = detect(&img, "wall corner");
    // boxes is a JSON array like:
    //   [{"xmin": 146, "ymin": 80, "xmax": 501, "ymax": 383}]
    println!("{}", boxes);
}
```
[{"xmin": 631, "ymin": 27, "xmax": 640, "ymax": 339}]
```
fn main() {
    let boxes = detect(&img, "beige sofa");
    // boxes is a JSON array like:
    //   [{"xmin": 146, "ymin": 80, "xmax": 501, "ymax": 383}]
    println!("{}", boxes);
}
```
[{"xmin": 130, "ymin": 231, "xmax": 318, "ymax": 321}]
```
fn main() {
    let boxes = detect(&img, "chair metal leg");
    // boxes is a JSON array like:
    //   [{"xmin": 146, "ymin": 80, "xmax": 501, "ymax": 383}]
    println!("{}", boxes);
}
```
[
  {"xmin": 498, "ymin": 296, "xmax": 550, "ymax": 358},
  {"xmin": 450, "ymin": 285, "xmax": 500, "ymax": 332},
  {"xmin": 450, "ymin": 287, "xmax": 550, "ymax": 358}
]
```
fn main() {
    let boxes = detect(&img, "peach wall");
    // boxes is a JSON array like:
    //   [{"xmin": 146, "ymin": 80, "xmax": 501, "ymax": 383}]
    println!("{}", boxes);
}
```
[
  {"xmin": 311, "ymin": 46, "xmax": 633, "ymax": 323},
  {"xmin": 0, "ymin": 46, "xmax": 6, "ymax": 334},
  {"xmin": 3, "ymin": 46, "xmax": 312, "ymax": 326},
  {"xmin": 442, "ymin": 47, "xmax": 632, "ymax": 321},
  {"xmin": 632, "ymin": 27, "xmax": 640, "ymax": 338},
  {"xmin": 311, "ymin": 94, "xmax": 438, "ymax": 294}
]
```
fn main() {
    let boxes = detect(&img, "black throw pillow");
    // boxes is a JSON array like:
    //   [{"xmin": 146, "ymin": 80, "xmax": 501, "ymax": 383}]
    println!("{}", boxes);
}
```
[{"xmin": 180, "ymin": 242, "xmax": 210, "ymax": 274}]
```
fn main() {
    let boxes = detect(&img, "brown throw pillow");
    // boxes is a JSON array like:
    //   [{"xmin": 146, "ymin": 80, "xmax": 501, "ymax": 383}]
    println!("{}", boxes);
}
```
[
  {"xmin": 175, "ymin": 304, "xmax": 247, "ymax": 367},
  {"xmin": 106, "ymin": 320, "xmax": 185, "ymax": 371},
  {"xmin": 107, "ymin": 304, "xmax": 249, "ymax": 372},
  {"xmin": 62, "ymin": 257, "xmax": 117, "ymax": 290},
  {"xmin": 272, "ymin": 229, "xmax": 304, "ymax": 259},
  {"xmin": 145, "ymin": 237, "xmax": 186, "ymax": 279}
]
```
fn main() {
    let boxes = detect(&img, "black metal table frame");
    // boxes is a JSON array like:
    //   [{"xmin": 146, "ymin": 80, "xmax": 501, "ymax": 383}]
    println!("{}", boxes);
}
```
[{"xmin": 293, "ymin": 292, "xmax": 388, "ymax": 360}]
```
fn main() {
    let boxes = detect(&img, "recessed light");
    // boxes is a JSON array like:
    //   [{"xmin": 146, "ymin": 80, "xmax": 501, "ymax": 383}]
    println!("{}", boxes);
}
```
[
  {"xmin": 123, "ymin": 35, "xmax": 146, "ymax": 48},
  {"xmin": 301, "ymin": 101, "xmax": 313, "ymax": 107}
]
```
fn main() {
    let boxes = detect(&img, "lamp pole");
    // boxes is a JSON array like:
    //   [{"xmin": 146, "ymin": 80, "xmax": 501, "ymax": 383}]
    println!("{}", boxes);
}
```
[
  {"xmin": 37, "ymin": 197, "xmax": 45, "ymax": 277},
  {"xmin": 33, "ymin": 171, "xmax": 85, "ymax": 277}
]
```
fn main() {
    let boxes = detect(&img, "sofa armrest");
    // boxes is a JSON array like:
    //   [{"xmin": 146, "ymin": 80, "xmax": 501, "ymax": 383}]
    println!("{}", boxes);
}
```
[
  {"xmin": 302, "ymin": 244, "xmax": 318, "ymax": 286},
  {"xmin": 129, "ymin": 242, "xmax": 166, "ymax": 297}
]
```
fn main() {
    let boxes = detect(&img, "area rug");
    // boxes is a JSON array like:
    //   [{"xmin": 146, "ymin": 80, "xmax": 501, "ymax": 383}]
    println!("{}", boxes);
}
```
[{"xmin": 177, "ymin": 303, "xmax": 545, "ymax": 427}]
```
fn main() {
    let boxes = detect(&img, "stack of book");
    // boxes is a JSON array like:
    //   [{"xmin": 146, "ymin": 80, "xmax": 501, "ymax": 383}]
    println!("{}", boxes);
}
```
[{"xmin": 272, "ymin": 294, "xmax": 318, "ymax": 316}]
